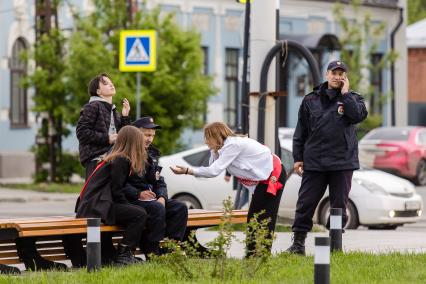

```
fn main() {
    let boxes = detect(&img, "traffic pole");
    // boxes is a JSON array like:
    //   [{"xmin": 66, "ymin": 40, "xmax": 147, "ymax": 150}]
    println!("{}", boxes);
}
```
[
  {"xmin": 314, "ymin": 237, "xmax": 330, "ymax": 284},
  {"xmin": 87, "ymin": 218, "xmax": 101, "ymax": 272},
  {"xmin": 329, "ymin": 208, "xmax": 343, "ymax": 252}
]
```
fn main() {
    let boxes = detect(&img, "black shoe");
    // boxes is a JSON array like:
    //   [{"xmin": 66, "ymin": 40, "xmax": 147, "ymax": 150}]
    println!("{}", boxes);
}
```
[
  {"xmin": 285, "ymin": 232, "xmax": 307, "ymax": 256},
  {"xmin": 115, "ymin": 244, "xmax": 140, "ymax": 265}
]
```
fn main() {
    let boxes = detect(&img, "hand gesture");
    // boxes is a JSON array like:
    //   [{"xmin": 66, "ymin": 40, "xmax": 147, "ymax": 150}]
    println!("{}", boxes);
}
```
[
  {"xmin": 170, "ymin": 165, "xmax": 188, "ymax": 175},
  {"xmin": 122, "ymin": 98, "xmax": 130, "ymax": 117},
  {"xmin": 294, "ymin": 161, "xmax": 304, "ymax": 177},
  {"xmin": 341, "ymin": 76, "xmax": 349, "ymax": 94}
]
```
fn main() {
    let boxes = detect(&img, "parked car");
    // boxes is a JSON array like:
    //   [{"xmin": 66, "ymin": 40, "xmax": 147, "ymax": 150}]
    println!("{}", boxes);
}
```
[
  {"xmin": 160, "ymin": 142, "xmax": 423, "ymax": 230},
  {"xmin": 359, "ymin": 126, "xmax": 426, "ymax": 185}
]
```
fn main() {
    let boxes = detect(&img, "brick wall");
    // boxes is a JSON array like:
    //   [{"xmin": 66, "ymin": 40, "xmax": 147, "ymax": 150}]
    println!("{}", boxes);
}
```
[{"xmin": 408, "ymin": 48, "xmax": 426, "ymax": 103}]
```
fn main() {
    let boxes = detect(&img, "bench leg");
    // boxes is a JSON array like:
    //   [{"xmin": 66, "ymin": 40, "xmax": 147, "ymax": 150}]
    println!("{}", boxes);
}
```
[
  {"xmin": 62, "ymin": 234, "xmax": 86, "ymax": 268},
  {"xmin": 183, "ymin": 228, "xmax": 212, "ymax": 257},
  {"xmin": 15, "ymin": 238, "xmax": 68, "ymax": 271},
  {"xmin": 0, "ymin": 263, "xmax": 21, "ymax": 274}
]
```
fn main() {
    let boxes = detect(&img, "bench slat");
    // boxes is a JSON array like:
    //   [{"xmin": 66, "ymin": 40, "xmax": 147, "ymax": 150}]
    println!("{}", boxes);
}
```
[{"xmin": 0, "ymin": 258, "xmax": 20, "ymax": 265}]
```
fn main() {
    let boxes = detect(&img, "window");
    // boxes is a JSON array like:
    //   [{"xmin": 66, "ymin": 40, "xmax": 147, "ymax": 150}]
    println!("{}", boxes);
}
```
[
  {"xmin": 364, "ymin": 128, "xmax": 411, "ymax": 141},
  {"xmin": 201, "ymin": 46, "xmax": 209, "ymax": 123},
  {"xmin": 370, "ymin": 53, "xmax": 383, "ymax": 114},
  {"xmin": 280, "ymin": 147, "xmax": 294, "ymax": 177},
  {"xmin": 183, "ymin": 150, "xmax": 211, "ymax": 167},
  {"xmin": 417, "ymin": 131, "xmax": 426, "ymax": 146},
  {"xmin": 224, "ymin": 48, "xmax": 239, "ymax": 128},
  {"xmin": 201, "ymin": 46, "xmax": 208, "ymax": 76},
  {"xmin": 10, "ymin": 38, "xmax": 28, "ymax": 127}
]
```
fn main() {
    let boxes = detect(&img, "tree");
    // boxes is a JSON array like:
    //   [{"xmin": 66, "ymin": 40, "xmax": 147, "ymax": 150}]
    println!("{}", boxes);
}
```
[
  {"xmin": 333, "ymin": 0, "xmax": 398, "ymax": 136},
  {"xmin": 22, "ymin": 0, "xmax": 81, "ymax": 182},
  {"xmin": 408, "ymin": 0, "xmax": 426, "ymax": 25},
  {"xmin": 66, "ymin": 0, "xmax": 215, "ymax": 154}
]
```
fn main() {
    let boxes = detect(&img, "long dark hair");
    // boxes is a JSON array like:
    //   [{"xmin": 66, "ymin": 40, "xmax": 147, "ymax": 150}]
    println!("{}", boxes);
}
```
[{"xmin": 103, "ymin": 126, "xmax": 146, "ymax": 175}]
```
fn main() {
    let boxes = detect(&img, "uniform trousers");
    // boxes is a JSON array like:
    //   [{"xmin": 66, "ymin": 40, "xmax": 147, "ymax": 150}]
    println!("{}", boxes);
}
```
[
  {"xmin": 292, "ymin": 170, "xmax": 353, "ymax": 232},
  {"xmin": 131, "ymin": 199, "xmax": 188, "ymax": 254}
]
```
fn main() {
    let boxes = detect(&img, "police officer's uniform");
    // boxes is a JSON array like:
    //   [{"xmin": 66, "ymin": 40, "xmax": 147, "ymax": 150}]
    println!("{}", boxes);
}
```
[
  {"xmin": 291, "ymin": 60, "xmax": 368, "ymax": 243},
  {"xmin": 123, "ymin": 117, "xmax": 188, "ymax": 256}
]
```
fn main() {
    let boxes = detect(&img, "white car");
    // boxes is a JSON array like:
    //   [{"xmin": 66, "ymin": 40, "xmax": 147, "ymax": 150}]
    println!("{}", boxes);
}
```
[{"xmin": 160, "ymin": 142, "xmax": 423, "ymax": 230}]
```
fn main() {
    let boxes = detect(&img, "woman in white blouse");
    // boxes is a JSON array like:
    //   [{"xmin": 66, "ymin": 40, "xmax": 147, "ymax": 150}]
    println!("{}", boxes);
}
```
[{"xmin": 170, "ymin": 122, "xmax": 286, "ymax": 256}]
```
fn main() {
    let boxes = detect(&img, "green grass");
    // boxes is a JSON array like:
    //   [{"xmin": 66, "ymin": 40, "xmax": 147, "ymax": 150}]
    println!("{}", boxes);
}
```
[
  {"xmin": 207, "ymin": 223, "xmax": 324, "ymax": 232},
  {"xmin": 1, "ymin": 252, "xmax": 426, "ymax": 283},
  {"xmin": 0, "ymin": 183, "xmax": 83, "ymax": 194}
]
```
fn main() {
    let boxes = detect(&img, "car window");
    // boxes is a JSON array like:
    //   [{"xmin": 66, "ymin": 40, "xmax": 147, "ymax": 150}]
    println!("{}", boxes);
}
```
[
  {"xmin": 363, "ymin": 128, "xmax": 411, "ymax": 141},
  {"xmin": 280, "ymin": 148, "xmax": 294, "ymax": 176},
  {"xmin": 183, "ymin": 150, "xmax": 210, "ymax": 167},
  {"xmin": 417, "ymin": 131, "xmax": 426, "ymax": 146}
]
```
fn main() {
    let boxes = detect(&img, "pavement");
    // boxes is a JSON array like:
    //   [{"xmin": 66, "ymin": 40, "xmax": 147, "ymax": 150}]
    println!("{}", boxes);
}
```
[{"xmin": 1, "ymin": 186, "xmax": 426, "ymax": 257}]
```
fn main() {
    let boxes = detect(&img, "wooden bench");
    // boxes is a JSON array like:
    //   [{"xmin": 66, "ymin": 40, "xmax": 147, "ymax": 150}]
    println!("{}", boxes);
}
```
[{"xmin": 0, "ymin": 209, "xmax": 247, "ymax": 274}]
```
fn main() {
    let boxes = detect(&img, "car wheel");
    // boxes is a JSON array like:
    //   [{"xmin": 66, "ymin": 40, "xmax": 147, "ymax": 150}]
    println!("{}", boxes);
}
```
[
  {"xmin": 319, "ymin": 201, "xmax": 359, "ymax": 230},
  {"xmin": 174, "ymin": 194, "xmax": 202, "ymax": 209},
  {"xmin": 415, "ymin": 160, "xmax": 426, "ymax": 186},
  {"xmin": 367, "ymin": 225, "xmax": 398, "ymax": 230}
]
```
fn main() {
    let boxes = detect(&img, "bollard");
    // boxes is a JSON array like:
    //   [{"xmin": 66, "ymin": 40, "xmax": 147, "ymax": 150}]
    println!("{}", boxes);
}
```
[
  {"xmin": 329, "ymin": 208, "xmax": 342, "ymax": 252},
  {"xmin": 87, "ymin": 218, "xmax": 101, "ymax": 272},
  {"xmin": 314, "ymin": 237, "xmax": 330, "ymax": 284}
]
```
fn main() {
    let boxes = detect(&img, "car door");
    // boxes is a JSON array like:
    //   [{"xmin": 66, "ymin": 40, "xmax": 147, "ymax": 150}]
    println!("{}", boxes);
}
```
[{"xmin": 278, "ymin": 146, "xmax": 302, "ymax": 218}]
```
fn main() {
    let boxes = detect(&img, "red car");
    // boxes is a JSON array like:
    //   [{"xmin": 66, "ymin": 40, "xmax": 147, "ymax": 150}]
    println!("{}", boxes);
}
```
[{"xmin": 359, "ymin": 127, "xmax": 426, "ymax": 185}]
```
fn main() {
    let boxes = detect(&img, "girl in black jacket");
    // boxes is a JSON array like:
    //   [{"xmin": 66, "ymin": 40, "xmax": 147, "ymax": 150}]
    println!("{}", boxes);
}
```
[{"xmin": 76, "ymin": 125, "xmax": 148, "ymax": 265}]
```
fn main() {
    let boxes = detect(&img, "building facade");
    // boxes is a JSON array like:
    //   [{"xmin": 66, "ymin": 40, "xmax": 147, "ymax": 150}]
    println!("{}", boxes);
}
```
[
  {"xmin": 407, "ymin": 18, "xmax": 426, "ymax": 126},
  {"xmin": 0, "ymin": 0, "xmax": 408, "ymax": 178}
]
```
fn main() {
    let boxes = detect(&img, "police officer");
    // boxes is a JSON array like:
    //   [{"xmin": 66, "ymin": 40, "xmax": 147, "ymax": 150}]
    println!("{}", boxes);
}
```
[
  {"xmin": 286, "ymin": 60, "xmax": 368, "ymax": 255},
  {"xmin": 123, "ymin": 116, "xmax": 188, "ymax": 257}
]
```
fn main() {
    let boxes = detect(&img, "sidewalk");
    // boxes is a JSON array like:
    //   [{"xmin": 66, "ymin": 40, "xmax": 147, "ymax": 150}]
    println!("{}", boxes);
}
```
[
  {"xmin": 2, "ymin": 187, "xmax": 426, "ymax": 255},
  {"xmin": 0, "ymin": 187, "xmax": 77, "ymax": 203},
  {"xmin": 196, "ymin": 230, "xmax": 426, "ymax": 257}
]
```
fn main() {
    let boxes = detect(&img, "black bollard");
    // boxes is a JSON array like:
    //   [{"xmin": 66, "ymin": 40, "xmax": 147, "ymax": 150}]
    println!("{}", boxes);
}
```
[
  {"xmin": 314, "ymin": 237, "xmax": 330, "ymax": 284},
  {"xmin": 86, "ymin": 218, "xmax": 101, "ymax": 272},
  {"xmin": 329, "ymin": 208, "xmax": 342, "ymax": 252}
]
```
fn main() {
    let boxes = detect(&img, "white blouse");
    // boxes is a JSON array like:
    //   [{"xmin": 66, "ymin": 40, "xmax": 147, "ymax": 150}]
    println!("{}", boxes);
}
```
[{"xmin": 192, "ymin": 137, "xmax": 273, "ymax": 183}]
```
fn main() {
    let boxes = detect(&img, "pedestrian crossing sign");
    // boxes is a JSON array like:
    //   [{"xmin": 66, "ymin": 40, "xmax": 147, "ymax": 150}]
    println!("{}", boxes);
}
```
[{"xmin": 119, "ymin": 30, "xmax": 157, "ymax": 72}]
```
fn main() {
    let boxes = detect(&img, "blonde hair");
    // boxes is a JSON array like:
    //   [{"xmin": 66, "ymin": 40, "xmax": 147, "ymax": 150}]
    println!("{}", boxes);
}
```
[
  {"xmin": 204, "ymin": 122, "xmax": 238, "ymax": 151},
  {"xmin": 104, "ymin": 126, "xmax": 146, "ymax": 175}
]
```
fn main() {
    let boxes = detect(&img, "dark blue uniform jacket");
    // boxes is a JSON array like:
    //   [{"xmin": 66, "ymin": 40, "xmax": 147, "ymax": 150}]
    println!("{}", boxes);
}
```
[
  {"xmin": 123, "ymin": 145, "xmax": 168, "ymax": 202},
  {"xmin": 293, "ymin": 82, "xmax": 368, "ymax": 171}
]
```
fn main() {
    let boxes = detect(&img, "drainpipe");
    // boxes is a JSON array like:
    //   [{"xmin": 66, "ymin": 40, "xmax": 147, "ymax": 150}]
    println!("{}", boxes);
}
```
[{"xmin": 390, "ymin": 7, "xmax": 403, "ymax": 126}]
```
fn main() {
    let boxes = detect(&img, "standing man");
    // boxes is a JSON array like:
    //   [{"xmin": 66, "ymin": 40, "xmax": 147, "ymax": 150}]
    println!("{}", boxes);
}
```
[
  {"xmin": 123, "ymin": 116, "xmax": 188, "ymax": 257},
  {"xmin": 286, "ymin": 60, "xmax": 368, "ymax": 255}
]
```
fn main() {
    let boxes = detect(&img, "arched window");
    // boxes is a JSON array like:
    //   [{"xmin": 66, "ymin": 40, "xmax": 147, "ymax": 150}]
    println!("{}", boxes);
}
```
[{"xmin": 10, "ymin": 37, "xmax": 28, "ymax": 127}]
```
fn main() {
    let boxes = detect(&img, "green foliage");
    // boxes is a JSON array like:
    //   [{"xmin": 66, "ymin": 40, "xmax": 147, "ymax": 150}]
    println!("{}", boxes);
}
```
[
  {"xmin": 408, "ymin": 0, "xmax": 426, "ymax": 24},
  {"xmin": 66, "ymin": 0, "xmax": 215, "ymax": 154},
  {"xmin": 243, "ymin": 211, "xmax": 274, "ymax": 279},
  {"xmin": 4, "ymin": 252, "xmax": 426, "ymax": 283},
  {"xmin": 333, "ymin": 0, "xmax": 398, "ymax": 137},
  {"xmin": 1, "ymin": 182, "xmax": 83, "ymax": 193},
  {"xmin": 205, "ymin": 197, "xmax": 236, "ymax": 279},
  {"xmin": 22, "ymin": 1, "xmax": 70, "ymax": 182}
]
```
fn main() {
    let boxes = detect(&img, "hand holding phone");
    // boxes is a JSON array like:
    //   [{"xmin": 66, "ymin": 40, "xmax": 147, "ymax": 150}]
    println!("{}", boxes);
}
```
[{"xmin": 341, "ymin": 75, "xmax": 349, "ymax": 94}]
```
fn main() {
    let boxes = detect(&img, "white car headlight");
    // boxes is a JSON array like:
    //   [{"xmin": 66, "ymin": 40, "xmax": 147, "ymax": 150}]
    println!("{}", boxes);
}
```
[{"xmin": 354, "ymin": 178, "xmax": 389, "ymax": 196}]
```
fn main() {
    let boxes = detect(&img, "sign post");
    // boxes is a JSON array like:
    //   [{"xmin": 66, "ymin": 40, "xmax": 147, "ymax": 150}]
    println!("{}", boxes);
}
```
[{"xmin": 119, "ymin": 30, "xmax": 157, "ymax": 118}]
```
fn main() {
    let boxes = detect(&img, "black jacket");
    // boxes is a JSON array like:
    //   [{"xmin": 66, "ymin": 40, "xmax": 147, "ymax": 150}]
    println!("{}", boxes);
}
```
[
  {"xmin": 76, "ymin": 98, "xmax": 130, "ymax": 167},
  {"xmin": 293, "ymin": 82, "xmax": 368, "ymax": 171},
  {"xmin": 123, "ymin": 145, "xmax": 168, "ymax": 202},
  {"xmin": 75, "ymin": 157, "xmax": 131, "ymax": 224}
]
